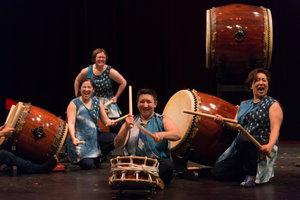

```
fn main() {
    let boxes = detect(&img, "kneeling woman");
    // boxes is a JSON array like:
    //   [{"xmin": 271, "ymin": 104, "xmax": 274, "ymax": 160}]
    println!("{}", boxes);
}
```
[
  {"xmin": 67, "ymin": 78, "xmax": 115, "ymax": 170},
  {"xmin": 114, "ymin": 88, "xmax": 181, "ymax": 187}
]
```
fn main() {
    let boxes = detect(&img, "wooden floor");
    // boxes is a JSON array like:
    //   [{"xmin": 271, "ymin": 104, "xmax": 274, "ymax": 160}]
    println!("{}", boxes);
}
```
[{"xmin": 0, "ymin": 141, "xmax": 299, "ymax": 200}]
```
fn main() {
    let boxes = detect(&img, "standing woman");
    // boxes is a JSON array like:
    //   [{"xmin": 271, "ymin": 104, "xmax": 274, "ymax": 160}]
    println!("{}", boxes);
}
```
[
  {"xmin": 67, "ymin": 78, "xmax": 115, "ymax": 170},
  {"xmin": 212, "ymin": 68, "xmax": 283, "ymax": 187},
  {"xmin": 74, "ymin": 48, "xmax": 127, "ymax": 119}
]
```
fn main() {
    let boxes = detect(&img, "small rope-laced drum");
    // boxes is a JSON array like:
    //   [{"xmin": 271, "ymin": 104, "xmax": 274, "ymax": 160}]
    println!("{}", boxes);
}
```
[
  {"xmin": 109, "ymin": 156, "xmax": 163, "ymax": 190},
  {"xmin": 1, "ymin": 102, "xmax": 68, "ymax": 163},
  {"xmin": 163, "ymin": 89, "xmax": 238, "ymax": 166}
]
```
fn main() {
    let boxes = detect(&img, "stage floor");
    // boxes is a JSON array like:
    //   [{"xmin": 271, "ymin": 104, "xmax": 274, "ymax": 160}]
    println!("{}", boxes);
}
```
[{"xmin": 0, "ymin": 141, "xmax": 299, "ymax": 200}]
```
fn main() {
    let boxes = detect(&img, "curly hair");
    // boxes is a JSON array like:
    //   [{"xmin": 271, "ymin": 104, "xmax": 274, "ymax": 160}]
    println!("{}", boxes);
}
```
[{"xmin": 244, "ymin": 68, "xmax": 271, "ymax": 89}]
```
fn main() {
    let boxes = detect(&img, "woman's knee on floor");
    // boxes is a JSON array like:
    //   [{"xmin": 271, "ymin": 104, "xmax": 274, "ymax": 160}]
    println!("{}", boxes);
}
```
[{"xmin": 78, "ymin": 158, "xmax": 95, "ymax": 170}]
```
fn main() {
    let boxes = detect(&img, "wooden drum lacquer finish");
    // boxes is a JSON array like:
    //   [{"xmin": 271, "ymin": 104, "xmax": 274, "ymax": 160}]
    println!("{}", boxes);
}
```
[
  {"xmin": 206, "ymin": 4, "xmax": 273, "ymax": 77},
  {"xmin": 163, "ymin": 89, "xmax": 238, "ymax": 166},
  {"xmin": 3, "ymin": 102, "xmax": 68, "ymax": 163}
]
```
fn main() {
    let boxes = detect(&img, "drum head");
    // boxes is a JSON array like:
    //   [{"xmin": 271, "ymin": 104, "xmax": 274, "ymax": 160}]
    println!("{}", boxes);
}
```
[
  {"xmin": 0, "ymin": 102, "xmax": 25, "ymax": 145},
  {"xmin": 163, "ymin": 90, "xmax": 197, "ymax": 149}
]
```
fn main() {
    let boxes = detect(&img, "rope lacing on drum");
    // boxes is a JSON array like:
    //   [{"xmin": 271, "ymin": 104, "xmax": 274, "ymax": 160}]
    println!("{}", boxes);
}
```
[{"xmin": 110, "ymin": 156, "xmax": 160, "ymax": 179}]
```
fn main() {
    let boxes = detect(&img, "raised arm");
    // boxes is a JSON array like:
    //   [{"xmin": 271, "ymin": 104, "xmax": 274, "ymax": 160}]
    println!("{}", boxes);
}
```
[
  {"xmin": 114, "ymin": 115, "xmax": 133, "ymax": 148},
  {"xmin": 99, "ymin": 101, "xmax": 114, "ymax": 127},
  {"xmin": 152, "ymin": 115, "xmax": 181, "ymax": 142},
  {"xmin": 74, "ymin": 68, "xmax": 88, "ymax": 97},
  {"xmin": 109, "ymin": 68, "xmax": 127, "ymax": 103},
  {"xmin": 215, "ymin": 105, "xmax": 239, "ymax": 130}
]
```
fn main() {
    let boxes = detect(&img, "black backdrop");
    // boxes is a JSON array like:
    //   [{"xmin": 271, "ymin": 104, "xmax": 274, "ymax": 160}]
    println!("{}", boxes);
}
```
[{"xmin": 0, "ymin": 0, "xmax": 299, "ymax": 140}]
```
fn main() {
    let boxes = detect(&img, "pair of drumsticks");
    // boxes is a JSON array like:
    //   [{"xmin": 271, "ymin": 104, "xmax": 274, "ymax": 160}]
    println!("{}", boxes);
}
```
[
  {"xmin": 123, "ymin": 86, "xmax": 157, "ymax": 140},
  {"xmin": 127, "ymin": 86, "xmax": 157, "ymax": 140},
  {"xmin": 183, "ymin": 110, "xmax": 271, "ymax": 158}
]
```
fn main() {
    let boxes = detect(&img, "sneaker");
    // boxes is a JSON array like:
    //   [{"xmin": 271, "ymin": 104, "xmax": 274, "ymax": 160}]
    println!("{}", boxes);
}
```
[{"xmin": 240, "ymin": 176, "xmax": 255, "ymax": 187}]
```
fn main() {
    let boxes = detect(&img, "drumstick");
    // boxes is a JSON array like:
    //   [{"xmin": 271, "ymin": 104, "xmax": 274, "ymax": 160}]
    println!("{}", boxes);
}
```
[
  {"xmin": 183, "ymin": 109, "xmax": 238, "ymax": 124},
  {"xmin": 184, "ymin": 109, "xmax": 269, "ymax": 157},
  {"xmin": 77, "ymin": 140, "xmax": 85, "ymax": 145},
  {"xmin": 104, "ymin": 99, "xmax": 113, "ymax": 107},
  {"xmin": 128, "ymin": 86, "xmax": 133, "ymax": 128},
  {"xmin": 112, "ymin": 114, "xmax": 129, "ymax": 124},
  {"xmin": 129, "ymin": 86, "xmax": 133, "ymax": 115},
  {"xmin": 137, "ymin": 124, "xmax": 156, "ymax": 140},
  {"xmin": 236, "ymin": 124, "xmax": 271, "ymax": 158}
]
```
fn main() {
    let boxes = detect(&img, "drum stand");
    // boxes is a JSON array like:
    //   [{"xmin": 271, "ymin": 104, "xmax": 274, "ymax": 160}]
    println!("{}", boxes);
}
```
[
  {"xmin": 173, "ymin": 149, "xmax": 211, "ymax": 180},
  {"xmin": 11, "ymin": 143, "xmax": 18, "ymax": 176},
  {"xmin": 173, "ymin": 148, "xmax": 198, "ymax": 179},
  {"xmin": 215, "ymin": 67, "xmax": 248, "ymax": 102}
]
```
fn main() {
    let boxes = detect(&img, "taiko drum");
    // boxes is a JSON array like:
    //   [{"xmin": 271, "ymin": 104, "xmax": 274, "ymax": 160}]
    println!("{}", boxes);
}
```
[
  {"xmin": 163, "ymin": 89, "xmax": 238, "ymax": 166},
  {"xmin": 206, "ymin": 4, "xmax": 273, "ymax": 80},
  {"xmin": 3, "ymin": 102, "xmax": 68, "ymax": 163}
]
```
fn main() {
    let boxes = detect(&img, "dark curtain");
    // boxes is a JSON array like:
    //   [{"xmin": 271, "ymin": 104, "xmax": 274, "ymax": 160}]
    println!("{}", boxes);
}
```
[{"xmin": 0, "ymin": 0, "xmax": 299, "ymax": 140}]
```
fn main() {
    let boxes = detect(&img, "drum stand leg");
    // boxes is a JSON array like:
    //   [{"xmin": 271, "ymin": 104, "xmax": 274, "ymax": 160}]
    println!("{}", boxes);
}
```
[
  {"xmin": 172, "ymin": 148, "xmax": 194, "ymax": 178},
  {"xmin": 11, "ymin": 144, "xmax": 18, "ymax": 177}
]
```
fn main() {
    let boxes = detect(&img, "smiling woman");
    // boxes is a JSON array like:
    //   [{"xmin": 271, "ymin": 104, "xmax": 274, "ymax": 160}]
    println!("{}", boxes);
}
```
[
  {"xmin": 212, "ymin": 68, "xmax": 284, "ymax": 188},
  {"xmin": 114, "ymin": 88, "xmax": 181, "ymax": 188},
  {"xmin": 74, "ymin": 48, "xmax": 127, "ymax": 119},
  {"xmin": 66, "ymin": 78, "xmax": 115, "ymax": 170}
]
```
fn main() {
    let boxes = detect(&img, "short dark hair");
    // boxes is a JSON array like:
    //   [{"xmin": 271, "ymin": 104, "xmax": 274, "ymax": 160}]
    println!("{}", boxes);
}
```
[
  {"xmin": 137, "ymin": 88, "xmax": 158, "ymax": 102},
  {"xmin": 244, "ymin": 68, "xmax": 271, "ymax": 89},
  {"xmin": 91, "ymin": 48, "xmax": 108, "ymax": 62},
  {"xmin": 77, "ymin": 78, "xmax": 95, "ymax": 96}
]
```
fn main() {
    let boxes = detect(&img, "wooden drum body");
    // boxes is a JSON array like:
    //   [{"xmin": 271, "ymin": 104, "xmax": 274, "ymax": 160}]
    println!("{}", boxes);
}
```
[
  {"xmin": 206, "ymin": 4, "xmax": 273, "ymax": 79},
  {"xmin": 109, "ymin": 156, "xmax": 162, "ymax": 190},
  {"xmin": 163, "ymin": 89, "xmax": 238, "ymax": 166},
  {"xmin": 3, "ymin": 102, "xmax": 68, "ymax": 163}
]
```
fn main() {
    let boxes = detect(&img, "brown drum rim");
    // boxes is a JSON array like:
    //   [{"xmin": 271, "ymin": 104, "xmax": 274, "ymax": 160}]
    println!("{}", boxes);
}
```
[
  {"xmin": 206, "ymin": 9, "xmax": 211, "ymax": 69},
  {"xmin": 52, "ymin": 121, "xmax": 68, "ymax": 158},
  {"xmin": 163, "ymin": 89, "xmax": 200, "ymax": 152},
  {"xmin": 263, "ymin": 7, "xmax": 273, "ymax": 68},
  {"xmin": 205, "ymin": 7, "xmax": 217, "ymax": 70},
  {"xmin": 170, "ymin": 90, "xmax": 200, "ymax": 153}
]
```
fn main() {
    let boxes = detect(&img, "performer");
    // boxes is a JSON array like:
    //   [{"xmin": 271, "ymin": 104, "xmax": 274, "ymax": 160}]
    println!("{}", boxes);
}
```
[
  {"xmin": 114, "ymin": 88, "xmax": 181, "ymax": 187},
  {"xmin": 74, "ymin": 48, "xmax": 127, "ymax": 158},
  {"xmin": 212, "ymin": 68, "xmax": 283, "ymax": 187},
  {"xmin": 0, "ymin": 125, "xmax": 57, "ymax": 175},
  {"xmin": 67, "ymin": 78, "xmax": 116, "ymax": 170},
  {"xmin": 74, "ymin": 48, "xmax": 127, "ymax": 119}
]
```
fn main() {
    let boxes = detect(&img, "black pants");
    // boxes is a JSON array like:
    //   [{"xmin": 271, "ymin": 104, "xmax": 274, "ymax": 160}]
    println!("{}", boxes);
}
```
[
  {"xmin": 0, "ymin": 150, "xmax": 56, "ymax": 174},
  {"xmin": 97, "ymin": 132, "xmax": 117, "ymax": 157},
  {"xmin": 78, "ymin": 158, "xmax": 97, "ymax": 170},
  {"xmin": 158, "ymin": 158, "xmax": 175, "ymax": 186},
  {"xmin": 211, "ymin": 134, "xmax": 259, "ymax": 181}
]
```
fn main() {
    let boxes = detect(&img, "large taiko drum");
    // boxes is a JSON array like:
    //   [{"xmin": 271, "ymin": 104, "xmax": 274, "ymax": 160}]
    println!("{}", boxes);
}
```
[
  {"xmin": 2, "ymin": 102, "xmax": 68, "ymax": 163},
  {"xmin": 163, "ymin": 89, "xmax": 238, "ymax": 166},
  {"xmin": 206, "ymin": 4, "xmax": 273, "ymax": 80}
]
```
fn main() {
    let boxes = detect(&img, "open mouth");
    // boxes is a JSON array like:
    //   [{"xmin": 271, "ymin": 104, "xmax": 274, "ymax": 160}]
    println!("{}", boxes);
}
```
[
  {"xmin": 82, "ymin": 91, "xmax": 91, "ymax": 97},
  {"xmin": 256, "ymin": 86, "xmax": 266, "ymax": 94}
]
